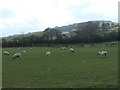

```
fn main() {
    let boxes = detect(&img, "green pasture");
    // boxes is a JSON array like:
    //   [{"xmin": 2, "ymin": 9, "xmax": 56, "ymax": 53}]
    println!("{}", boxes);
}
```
[{"xmin": 2, "ymin": 45, "xmax": 118, "ymax": 88}]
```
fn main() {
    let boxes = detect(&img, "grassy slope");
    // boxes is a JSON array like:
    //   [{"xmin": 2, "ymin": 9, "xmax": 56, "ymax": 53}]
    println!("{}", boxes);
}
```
[{"xmin": 2, "ymin": 46, "xmax": 118, "ymax": 88}]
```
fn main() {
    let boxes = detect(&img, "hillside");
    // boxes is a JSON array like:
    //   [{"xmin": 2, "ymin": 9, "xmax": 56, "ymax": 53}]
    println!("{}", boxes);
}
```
[
  {"xmin": 3, "ymin": 20, "xmax": 118, "ymax": 40},
  {"xmin": 54, "ymin": 23, "xmax": 79, "ymax": 32}
]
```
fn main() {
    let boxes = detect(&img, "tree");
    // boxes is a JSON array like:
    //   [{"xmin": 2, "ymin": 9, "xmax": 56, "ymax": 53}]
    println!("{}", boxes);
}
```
[{"xmin": 77, "ymin": 21, "xmax": 100, "ymax": 43}]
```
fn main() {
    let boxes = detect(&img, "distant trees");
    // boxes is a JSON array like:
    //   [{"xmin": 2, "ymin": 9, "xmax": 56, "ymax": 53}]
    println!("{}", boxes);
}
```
[
  {"xmin": 101, "ymin": 23, "xmax": 109, "ymax": 31},
  {"xmin": 76, "ymin": 21, "xmax": 100, "ymax": 43},
  {"xmin": 42, "ymin": 28, "xmax": 61, "ymax": 40},
  {"xmin": 2, "ymin": 32, "xmax": 118, "ymax": 47}
]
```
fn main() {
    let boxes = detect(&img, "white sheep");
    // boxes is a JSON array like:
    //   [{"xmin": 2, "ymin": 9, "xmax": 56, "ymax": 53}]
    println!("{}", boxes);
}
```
[
  {"xmin": 13, "ymin": 53, "xmax": 21, "ymax": 60},
  {"xmin": 61, "ymin": 46, "xmax": 65, "ymax": 50},
  {"xmin": 70, "ymin": 48, "xmax": 75, "ymax": 53},
  {"xmin": 101, "ymin": 51, "xmax": 107, "ymax": 56},
  {"xmin": 45, "ymin": 47, "xmax": 48, "ymax": 50},
  {"xmin": 29, "ymin": 48, "xmax": 32, "ymax": 49},
  {"xmin": 18, "ymin": 47, "xmax": 21, "ymax": 49},
  {"xmin": 23, "ymin": 50, "xmax": 26, "ymax": 53},
  {"xmin": 97, "ymin": 51, "xmax": 101, "ymax": 55},
  {"xmin": 97, "ymin": 51, "xmax": 107, "ymax": 56},
  {"xmin": 3, "ymin": 51, "xmax": 10, "ymax": 55},
  {"xmin": 45, "ymin": 52, "xmax": 51, "ymax": 56}
]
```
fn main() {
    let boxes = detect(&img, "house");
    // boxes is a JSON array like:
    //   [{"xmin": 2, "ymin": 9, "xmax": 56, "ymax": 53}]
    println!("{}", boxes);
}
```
[{"xmin": 61, "ymin": 32, "xmax": 70, "ymax": 38}]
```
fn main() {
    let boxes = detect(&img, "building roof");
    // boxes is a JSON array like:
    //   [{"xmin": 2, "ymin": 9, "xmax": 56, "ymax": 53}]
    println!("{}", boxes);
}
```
[{"xmin": 61, "ymin": 32, "xmax": 69, "ymax": 34}]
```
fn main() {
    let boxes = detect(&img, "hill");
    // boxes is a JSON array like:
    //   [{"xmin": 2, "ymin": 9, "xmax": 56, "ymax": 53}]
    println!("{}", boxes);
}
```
[{"xmin": 3, "ymin": 20, "xmax": 118, "ymax": 40}]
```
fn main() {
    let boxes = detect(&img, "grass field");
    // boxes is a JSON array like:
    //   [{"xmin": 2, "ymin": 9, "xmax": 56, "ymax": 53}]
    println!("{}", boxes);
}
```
[{"xmin": 2, "ymin": 45, "xmax": 118, "ymax": 88}]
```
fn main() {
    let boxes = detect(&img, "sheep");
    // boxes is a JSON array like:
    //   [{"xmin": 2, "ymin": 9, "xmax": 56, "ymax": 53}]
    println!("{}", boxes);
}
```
[
  {"xmin": 101, "ymin": 51, "xmax": 107, "ymax": 56},
  {"xmin": 97, "ymin": 51, "xmax": 101, "ymax": 55},
  {"xmin": 45, "ymin": 47, "xmax": 48, "ymax": 50},
  {"xmin": 3, "ymin": 51, "xmax": 10, "ymax": 55},
  {"xmin": 45, "ymin": 52, "xmax": 51, "ymax": 56},
  {"xmin": 13, "ymin": 53, "xmax": 21, "ymax": 60},
  {"xmin": 61, "ymin": 46, "xmax": 66, "ymax": 50},
  {"xmin": 23, "ymin": 50, "xmax": 26, "ymax": 53},
  {"xmin": 17, "ymin": 47, "xmax": 21, "ymax": 49},
  {"xmin": 69, "ymin": 48, "xmax": 75, "ymax": 53},
  {"xmin": 97, "ymin": 51, "xmax": 107, "ymax": 56},
  {"xmin": 29, "ymin": 48, "xmax": 32, "ymax": 49}
]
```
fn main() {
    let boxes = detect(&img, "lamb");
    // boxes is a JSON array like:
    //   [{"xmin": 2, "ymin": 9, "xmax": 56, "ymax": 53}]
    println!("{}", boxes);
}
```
[
  {"xmin": 3, "ymin": 51, "xmax": 10, "ymax": 55},
  {"xmin": 13, "ymin": 53, "xmax": 21, "ymax": 60},
  {"xmin": 45, "ymin": 52, "xmax": 51, "ymax": 56}
]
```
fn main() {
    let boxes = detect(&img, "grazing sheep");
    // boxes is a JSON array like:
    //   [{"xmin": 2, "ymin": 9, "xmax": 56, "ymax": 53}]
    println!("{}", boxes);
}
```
[
  {"xmin": 23, "ymin": 50, "xmax": 26, "ymax": 53},
  {"xmin": 70, "ymin": 48, "xmax": 75, "ymax": 53},
  {"xmin": 3, "ymin": 51, "xmax": 10, "ymax": 55},
  {"xmin": 101, "ymin": 51, "xmax": 107, "ymax": 56},
  {"xmin": 97, "ymin": 51, "xmax": 107, "ymax": 56},
  {"xmin": 29, "ymin": 48, "xmax": 32, "ymax": 49},
  {"xmin": 45, "ymin": 47, "xmax": 48, "ymax": 50},
  {"xmin": 13, "ymin": 53, "xmax": 21, "ymax": 60},
  {"xmin": 61, "ymin": 46, "xmax": 65, "ymax": 50},
  {"xmin": 97, "ymin": 51, "xmax": 101, "ymax": 55},
  {"xmin": 18, "ymin": 47, "xmax": 21, "ymax": 49},
  {"xmin": 45, "ymin": 52, "xmax": 51, "ymax": 56}
]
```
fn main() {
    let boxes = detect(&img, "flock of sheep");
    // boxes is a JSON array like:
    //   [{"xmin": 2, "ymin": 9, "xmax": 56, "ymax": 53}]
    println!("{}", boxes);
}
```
[
  {"xmin": 45, "ymin": 46, "xmax": 75, "ymax": 56},
  {"xmin": 3, "ymin": 46, "xmax": 107, "ymax": 60},
  {"xmin": 4, "ymin": 51, "xmax": 21, "ymax": 60}
]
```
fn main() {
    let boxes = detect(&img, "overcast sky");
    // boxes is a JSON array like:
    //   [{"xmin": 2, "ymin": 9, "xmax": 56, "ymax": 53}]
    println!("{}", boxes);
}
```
[{"xmin": 0, "ymin": 0, "xmax": 119, "ymax": 37}]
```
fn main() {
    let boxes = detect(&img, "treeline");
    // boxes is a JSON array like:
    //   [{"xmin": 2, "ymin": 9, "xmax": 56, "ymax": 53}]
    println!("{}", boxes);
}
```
[
  {"xmin": 2, "ymin": 21, "xmax": 119, "ymax": 47},
  {"xmin": 2, "ymin": 30, "xmax": 119, "ymax": 47}
]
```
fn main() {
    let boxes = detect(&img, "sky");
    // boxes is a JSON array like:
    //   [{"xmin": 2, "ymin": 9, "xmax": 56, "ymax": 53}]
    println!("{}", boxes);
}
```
[{"xmin": 0, "ymin": 0, "xmax": 119, "ymax": 37}]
